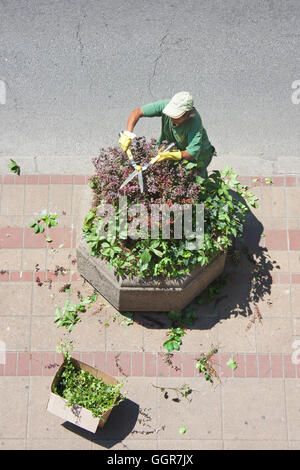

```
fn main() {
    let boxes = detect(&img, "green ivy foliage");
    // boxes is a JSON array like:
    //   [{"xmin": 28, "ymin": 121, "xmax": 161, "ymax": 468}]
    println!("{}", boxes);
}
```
[
  {"xmin": 53, "ymin": 358, "xmax": 124, "ymax": 419},
  {"xmin": 83, "ymin": 146, "xmax": 258, "ymax": 281}
]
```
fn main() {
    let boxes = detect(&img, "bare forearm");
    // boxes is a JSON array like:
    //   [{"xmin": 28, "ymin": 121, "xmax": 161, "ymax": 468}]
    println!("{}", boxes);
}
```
[
  {"xmin": 181, "ymin": 150, "xmax": 194, "ymax": 161},
  {"xmin": 126, "ymin": 108, "xmax": 143, "ymax": 133}
]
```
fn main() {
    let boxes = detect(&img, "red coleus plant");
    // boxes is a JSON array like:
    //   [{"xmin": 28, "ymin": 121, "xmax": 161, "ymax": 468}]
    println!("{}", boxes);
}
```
[
  {"xmin": 90, "ymin": 137, "xmax": 202, "ymax": 208},
  {"xmin": 84, "ymin": 137, "xmax": 256, "ymax": 279}
]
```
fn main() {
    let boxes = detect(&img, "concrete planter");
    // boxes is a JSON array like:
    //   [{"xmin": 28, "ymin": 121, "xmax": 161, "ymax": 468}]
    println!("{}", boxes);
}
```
[{"xmin": 77, "ymin": 236, "xmax": 227, "ymax": 312}]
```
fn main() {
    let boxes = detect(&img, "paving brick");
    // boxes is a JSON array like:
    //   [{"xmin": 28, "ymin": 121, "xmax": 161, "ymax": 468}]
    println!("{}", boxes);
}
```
[
  {"xmin": 38, "ymin": 175, "xmax": 50, "ymax": 184},
  {"xmin": 283, "ymin": 354, "xmax": 296, "ymax": 378},
  {"xmin": 93, "ymin": 352, "xmax": 105, "ymax": 371},
  {"xmin": 262, "ymin": 187, "xmax": 286, "ymax": 218},
  {"xmin": 18, "ymin": 352, "xmax": 30, "ymax": 376},
  {"xmin": 24, "ymin": 185, "xmax": 48, "ymax": 215},
  {"xmin": 169, "ymin": 353, "xmax": 181, "ymax": 377},
  {"xmin": 0, "ymin": 227, "xmax": 23, "ymax": 248},
  {"xmin": 4, "ymin": 352, "xmax": 17, "ymax": 376},
  {"xmin": 286, "ymin": 176, "xmax": 297, "ymax": 186},
  {"xmin": 292, "ymin": 274, "xmax": 300, "ymax": 284},
  {"xmin": 0, "ymin": 249, "xmax": 22, "ymax": 270},
  {"xmin": 81, "ymin": 352, "xmax": 94, "ymax": 367},
  {"xmin": 23, "ymin": 227, "xmax": 46, "ymax": 248},
  {"xmin": 233, "ymin": 353, "xmax": 245, "ymax": 378},
  {"xmin": 144, "ymin": 353, "xmax": 156, "ymax": 377},
  {"xmin": 181, "ymin": 353, "xmax": 195, "ymax": 377},
  {"xmin": 0, "ymin": 272, "xmax": 9, "ymax": 281},
  {"xmin": 23, "ymin": 248, "xmax": 46, "ymax": 271},
  {"xmin": 245, "ymin": 354, "xmax": 258, "ymax": 377},
  {"xmin": 10, "ymin": 271, "xmax": 24, "ymax": 281},
  {"xmin": 74, "ymin": 175, "xmax": 86, "ymax": 184},
  {"xmin": 62, "ymin": 175, "xmax": 73, "ymax": 184},
  {"xmin": 264, "ymin": 230, "xmax": 288, "ymax": 250},
  {"xmin": 49, "ymin": 185, "xmax": 73, "ymax": 216},
  {"xmin": 270, "ymin": 354, "xmax": 283, "ymax": 378},
  {"xmin": 278, "ymin": 273, "xmax": 291, "ymax": 284},
  {"xmin": 131, "ymin": 352, "xmax": 143, "ymax": 376},
  {"xmin": 29, "ymin": 352, "xmax": 43, "ymax": 376},
  {"xmin": 3, "ymin": 175, "xmax": 15, "ymax": 184},
  {"xmin": 219, "ymin": 353, "xmax": 233, "ymax": 378},
  {"xmin": 223, "ymin": 379, "xmax": 286, "ymax": 440},
  {"xmin": 26, "ymin": 175, "xmax": 39, "ymax": 184},
  {"xmin": 0, "ymin": 185, "xmax": 25, "ymax": 215},
  {"xmin": 115, "ymin": 352, "xmax": 131, "ymax": 377},
  {"xmin": 157, "ymin": 354, "xmax": 170, "ymax": 377},
  {"xmin": 43, "ymin": 353, "xmax": 57, "ymax": 377},
  {"xmin": 106, "ymin": 352, "xmax": 119, "ymax": 377},
  {"xmin": 258, "ymin": 354, "xmax": 271, "ymax": 378},
  {"xmin": 21, "ymin": 271, "xmax": 34, "ymax": 281},
  {"xmin": 289, "ymin": 230, "xmax": 300, "ymax": 250},
  {"xmin": 50, "ymin": 175, "xmax": 62, "ymax": 184},
  {"xmin": 272, "ymin": 176, "xmax": 285, "ymax": 186},
  {"xmin": 286, "ymin": 188, "xmax": 300, "ymax": 217},
  {"xmin": 45, "ymin": 227, "xmax": 71, "ymax": 249}
]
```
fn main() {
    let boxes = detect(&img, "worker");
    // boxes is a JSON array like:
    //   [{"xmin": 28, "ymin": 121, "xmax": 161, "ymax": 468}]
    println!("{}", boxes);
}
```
[{"xmin": 119, "ymin": 91, "xmax": 216, "ymax": 179}]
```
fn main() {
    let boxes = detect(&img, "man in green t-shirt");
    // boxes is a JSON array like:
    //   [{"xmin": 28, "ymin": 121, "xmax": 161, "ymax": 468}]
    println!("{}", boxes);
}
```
[{"xmin": 119, "ymin": 91, "xmax": 216, "ymax": 178}]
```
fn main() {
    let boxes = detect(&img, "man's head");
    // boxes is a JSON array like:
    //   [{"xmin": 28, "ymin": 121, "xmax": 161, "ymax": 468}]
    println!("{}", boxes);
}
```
[{"xmin": 163, "ymin": 91, "xmax": 195, "ymax": 125}]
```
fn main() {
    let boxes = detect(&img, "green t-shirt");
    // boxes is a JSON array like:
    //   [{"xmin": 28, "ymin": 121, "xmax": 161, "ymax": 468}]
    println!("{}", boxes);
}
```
[{"xmin": 141, "ymin": 99, "xmax": 214, "ymax": 167}]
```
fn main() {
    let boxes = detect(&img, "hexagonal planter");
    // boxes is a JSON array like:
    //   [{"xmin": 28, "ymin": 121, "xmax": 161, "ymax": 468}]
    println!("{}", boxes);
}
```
[{"xmin": 77, "ymin": 235, "xmax": 226, "ymax": 312}]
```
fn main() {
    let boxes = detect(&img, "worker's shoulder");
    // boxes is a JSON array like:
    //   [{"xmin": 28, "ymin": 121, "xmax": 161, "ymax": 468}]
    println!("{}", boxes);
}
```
[
  {"xmin": 141, "ymin": 99, "xmax": 169, "ymax": 117},
  {"xmin": 185, "ymin": 108, "xmax": 203, "ymax": 132}
]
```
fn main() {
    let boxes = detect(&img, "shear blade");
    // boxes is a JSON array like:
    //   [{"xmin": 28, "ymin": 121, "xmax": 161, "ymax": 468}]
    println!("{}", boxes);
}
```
[
  {"xmin": 120, "ymin": 169, "xmax": 139, "ymax": 189},
  {"xmin": 138, "ymin": 171, "xmax": 144, "ymax": 192}
]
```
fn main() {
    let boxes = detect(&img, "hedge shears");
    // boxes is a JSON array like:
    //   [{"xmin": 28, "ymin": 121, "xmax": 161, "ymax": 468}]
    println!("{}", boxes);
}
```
[{"xmin": 119, "ymin": 132, "xmax": 175, "ymax": 193}]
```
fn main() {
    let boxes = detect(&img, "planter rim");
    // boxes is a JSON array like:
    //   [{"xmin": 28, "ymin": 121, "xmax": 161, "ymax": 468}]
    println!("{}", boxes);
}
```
[{"xmin": 79, "ymin": 235, "xmax": 226, "ymax": 289}]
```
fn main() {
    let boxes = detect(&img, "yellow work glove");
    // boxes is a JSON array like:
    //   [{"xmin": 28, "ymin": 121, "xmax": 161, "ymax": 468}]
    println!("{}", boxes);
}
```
[
  {"xmin": 157, "ymin": 149, "xmax": 182, "ymax": 162},
  {"xmin": 119, "ymin": 130, "xmax": 136, "ymax": 152}
]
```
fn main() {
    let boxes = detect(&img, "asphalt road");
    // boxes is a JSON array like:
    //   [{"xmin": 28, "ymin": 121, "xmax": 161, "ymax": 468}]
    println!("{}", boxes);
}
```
[{"xmin": 0, "ymin": 0, "xmax": 299, "ymax": 163}]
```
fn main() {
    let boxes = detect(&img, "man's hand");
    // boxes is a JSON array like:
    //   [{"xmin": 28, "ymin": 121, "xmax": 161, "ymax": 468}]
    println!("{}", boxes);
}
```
[
  {"xmin": 157, "ymin": 149, "xmax": 182, "ymax": 162},
  {"xmin": 119, "ymin": 130, "xmax": 136, "ymax": 152}
]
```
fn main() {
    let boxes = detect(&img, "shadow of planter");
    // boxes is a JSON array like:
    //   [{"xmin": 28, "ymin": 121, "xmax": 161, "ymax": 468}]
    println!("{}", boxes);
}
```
[
  {"xmin": 61, "ymin": 398, "xmax": 140, "ymax": 448},
  {"xmin": 77, "ymin": 235, "xmax": 227, "ymax": 312},
  {"xmin": 117, "ymin": 199, "xmax": 277, "ymax": 331}
]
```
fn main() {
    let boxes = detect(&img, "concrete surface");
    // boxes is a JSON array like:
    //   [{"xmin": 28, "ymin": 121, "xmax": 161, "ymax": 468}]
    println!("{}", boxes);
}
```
[
  {"xmin": 0, "ymin": 172, "xmax": 300, "ymax": 449},
  {"xmin": 0, "ymin": 0, "xmax": 299, "ymax": 166}
]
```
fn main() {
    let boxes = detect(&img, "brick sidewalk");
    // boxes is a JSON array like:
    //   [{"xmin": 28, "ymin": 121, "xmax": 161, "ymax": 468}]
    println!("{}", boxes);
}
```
[{"xmin": 0, "ymin": 173, "xmax": 300, "ymax": 450}]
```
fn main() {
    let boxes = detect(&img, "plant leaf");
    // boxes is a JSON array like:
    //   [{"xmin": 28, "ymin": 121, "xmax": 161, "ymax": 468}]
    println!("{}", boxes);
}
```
[{"xmin": 226, "ymin": 357, "xmax": 238, "ymax": 371}]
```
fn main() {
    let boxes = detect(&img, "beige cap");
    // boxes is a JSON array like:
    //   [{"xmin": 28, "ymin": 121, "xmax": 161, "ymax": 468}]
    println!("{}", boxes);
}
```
[{"xmin": 162, "ymin": 91, "xmax": 194, "ymax": 118}]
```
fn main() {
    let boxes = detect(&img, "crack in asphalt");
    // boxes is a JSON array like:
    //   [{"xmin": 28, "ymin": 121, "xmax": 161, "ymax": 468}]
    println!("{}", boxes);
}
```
[
  {"xmin": 147, "ymin": 6, "xmax": 179, "ymax": 100},
  {"xmin": 75, "ymin": 5, "xmax": 95, "ymax": 93},
  {"xmin": 148, "ymin": 31, "xmax": 170, "ymax": 99},
  {"xmin": 76, "ymin": 15, "xmax": 86, "ymax": 67}
]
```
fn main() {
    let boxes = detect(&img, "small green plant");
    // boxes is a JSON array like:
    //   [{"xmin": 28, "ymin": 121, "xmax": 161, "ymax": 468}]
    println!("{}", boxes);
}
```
[
  {"xmin": 197, "ymin": 274, "xmax": 228, "ymax": 306},
  {"xmin": 29, "ymin": 213, "xmax": 59, "ymax": 237},
  {"xmin": 195, "ymin": 346, "xmax": 219, "ymax": 384},
  {"xmin": 163, "ymin": 327, "xmax": 186, "ymax": 353},
  {"xmin": 120, "ymin": 312, "xmax": 134, "ymax": 326},
  {"xmin": 162, "ymin": 304, "xmax": 198, "ymax": 353},
  {"xmin": 8, "ymin": 159, "xmax": 20, "ymax": 175},
  {"xmin": 226, "ymin": 357, "xmax": 238, "ymax": 371},
  {"xmin": 179, "ymin": 426, "xmax": 187, "ymax": 435},
  {"xmin": 265, "ymin": 177, "xmax": 273, "ymax": 185},
  {"xmin": 56, "ymin": 340, "xmax": 74, "ymax": 359},
  {"xmin": 167, "ymin": 305, "xmax": 198, "ymax": 328},
  {"xmin": 152, "ymin": 383, "xmax": 193, "ymax": 403},
  {"xmin": 53, "ymin": 355, "xmax": 125, "ymax": 419},
  {"xmin": 54, "ymin": 291, "xmax": 98, "ymax": 332}
]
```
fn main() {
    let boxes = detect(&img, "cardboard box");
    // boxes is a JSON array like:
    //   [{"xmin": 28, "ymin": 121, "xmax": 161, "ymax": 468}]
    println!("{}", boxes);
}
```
[{"xmin": 47, "ymin": 357, "xmax": 120, "ymax": 433}]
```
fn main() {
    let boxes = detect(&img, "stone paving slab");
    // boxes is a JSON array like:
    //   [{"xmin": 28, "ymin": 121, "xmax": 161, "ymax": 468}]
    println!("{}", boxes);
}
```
[{"xmin": 0, "ymin": 173, "xmax": 300, "ymax": 450}]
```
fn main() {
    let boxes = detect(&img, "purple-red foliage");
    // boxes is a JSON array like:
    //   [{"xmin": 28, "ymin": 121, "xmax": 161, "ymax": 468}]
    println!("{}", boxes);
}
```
[{"xmin": 91, "ymin": 137, "xmax": 202, "ymax": 207}]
